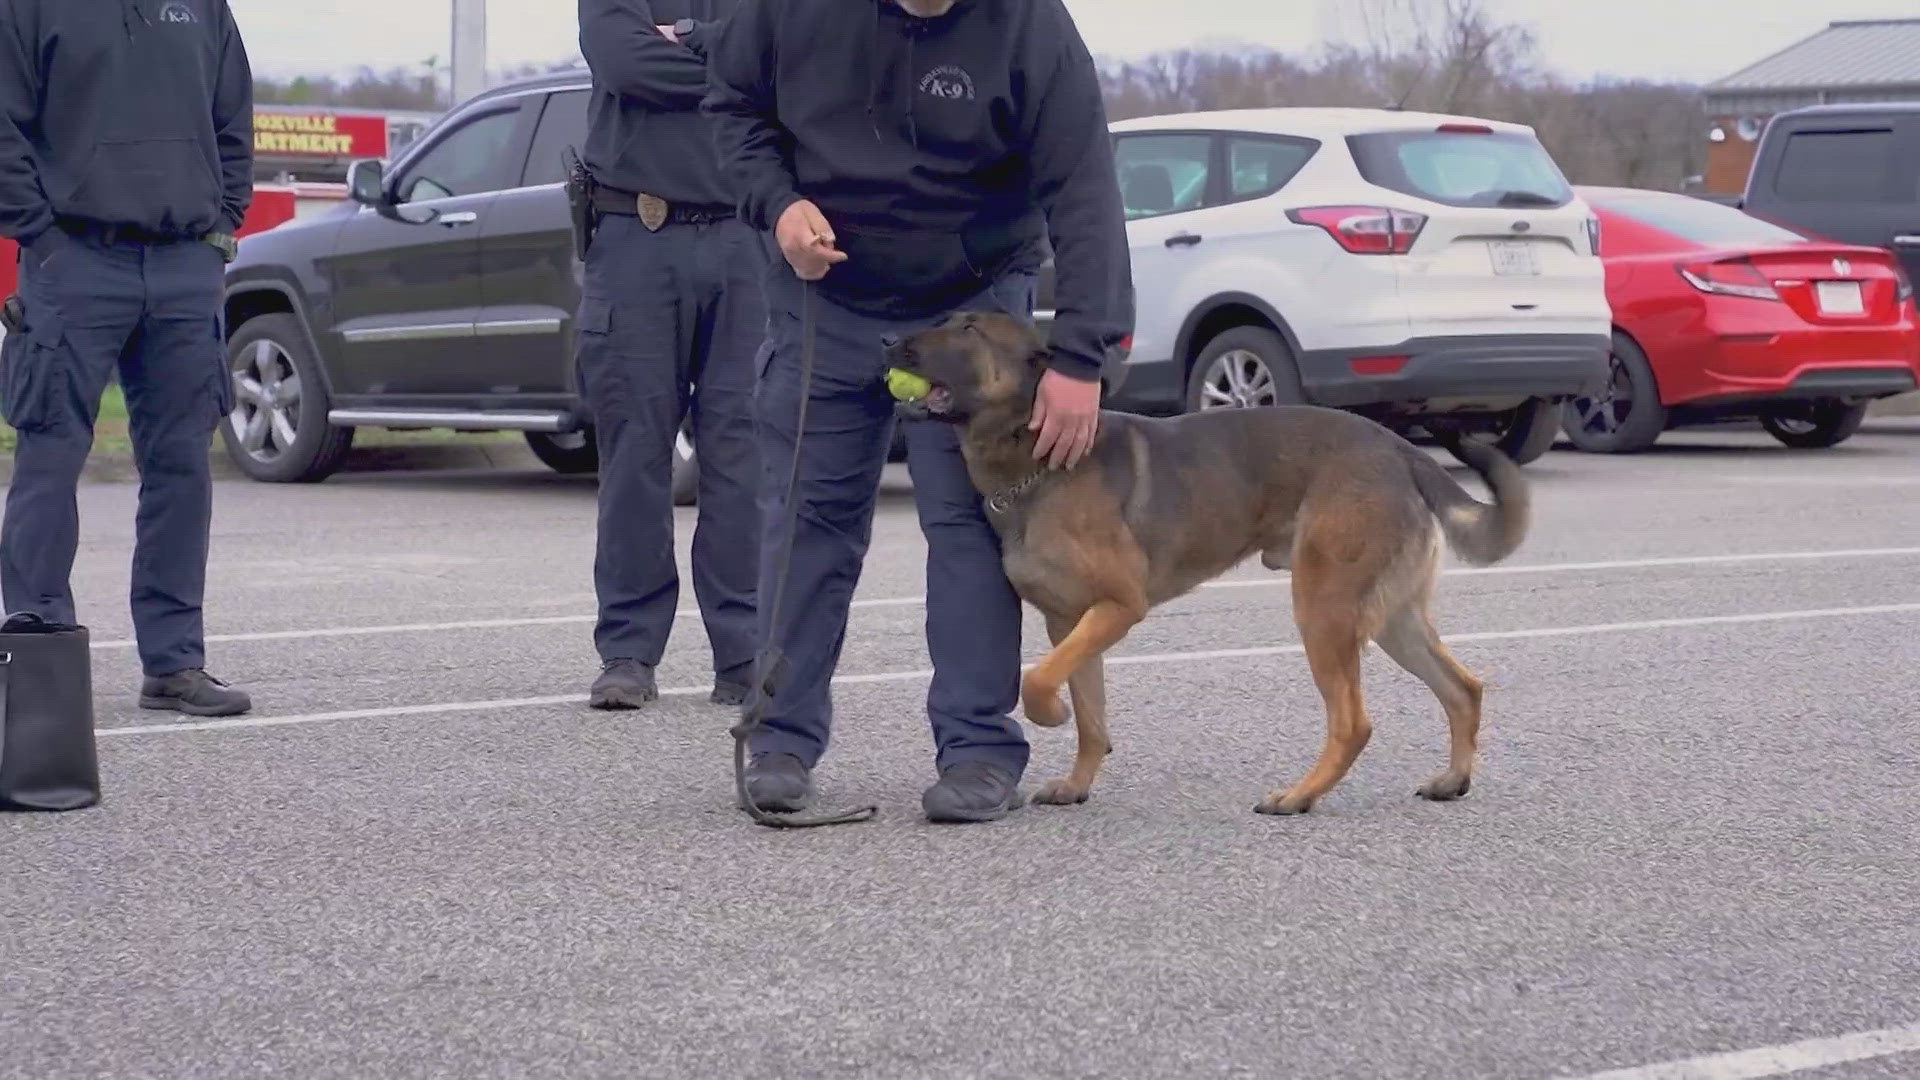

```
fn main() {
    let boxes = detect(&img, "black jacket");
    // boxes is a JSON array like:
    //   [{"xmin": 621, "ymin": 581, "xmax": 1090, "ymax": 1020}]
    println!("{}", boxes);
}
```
[
  {"xmin": 578, "ymin": 0, "xmax": 738, "ymax": 210},
  {"xmin": 704, "ymin": 0, "xmax": 1132, "ymax": 382},
  {"xmin": 0, "ymin": 0, "xmax": 253, "ymax": 252}
]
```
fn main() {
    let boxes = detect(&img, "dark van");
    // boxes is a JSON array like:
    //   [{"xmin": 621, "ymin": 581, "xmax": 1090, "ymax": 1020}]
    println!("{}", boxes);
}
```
[{"xmin": 1741, "ymin": 103, "xmax": 1920, "ymax": 289}]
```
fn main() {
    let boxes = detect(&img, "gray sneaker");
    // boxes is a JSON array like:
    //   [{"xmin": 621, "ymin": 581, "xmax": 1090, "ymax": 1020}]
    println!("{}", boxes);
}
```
[
  {"xmin": 139, "ymin": 669, "xmax": 252, "ymax": 717},
  {"xmin": 741, "ymin": 752, "xmax": 814, "ymax": 813},
  {"xmin": 922, "ymin": 761, "xmax": 1025, "ymax": 824},
  {"xmin": 590, "ymin": 659, "xmax": 658, "ymax": 710}
]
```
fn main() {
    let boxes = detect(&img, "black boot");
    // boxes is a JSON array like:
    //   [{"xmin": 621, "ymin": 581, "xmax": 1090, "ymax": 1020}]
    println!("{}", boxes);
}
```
[
  {"xmin": 922, "ymin": 760, "xmax": 1024, "ymax": 823},
  {"xmin": 590, "ymin": 659, "xmax": 657, "ymax": 710},
  {"xmin": 138, "ymin": 669, "xmax": 252, "ymax": 717},
  {"xmin": 710, "ymin": 661, "xmax": 754, "ymax": 707},
  {"xmin": 742, "ymin": 752, "xmax": 814, "ymax": 813}
]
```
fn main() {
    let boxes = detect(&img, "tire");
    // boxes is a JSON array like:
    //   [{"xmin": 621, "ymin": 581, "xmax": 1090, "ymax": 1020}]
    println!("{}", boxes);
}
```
[
  {"xmin": 1760, "ymin": 399, "xmax": 1868, "ymax": 449},
  {"xmin": 1560, "ymin": 333, "xmax": 1668, "ymax": 454},
  {"xmin": 1450, "ymin": 397, "xmax": 1559, "ymax": 467},
  {"xmin": 1183, "ymin": 326, "xmax": 1304, "ymax": 413},
  {"xmin": 220, "ymin": 313, "xmax": 354, "ymax": 483},
  {"xmin": 524, "ymin": 429, "xmax": 599, "ymax": 474},
  {"xmin": 670, "ymin": 423, "xmax": 698, "ymax": 506}
]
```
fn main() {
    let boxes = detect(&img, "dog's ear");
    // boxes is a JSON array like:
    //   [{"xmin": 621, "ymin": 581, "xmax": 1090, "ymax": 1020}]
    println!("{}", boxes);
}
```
[{"xmin": 969, "ymin": 311, "xmax": 1049, "ymax": 364}]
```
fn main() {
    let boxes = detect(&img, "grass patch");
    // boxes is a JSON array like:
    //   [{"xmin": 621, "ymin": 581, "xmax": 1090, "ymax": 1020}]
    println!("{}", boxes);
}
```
[{"xmin": 3, "ymin": 383, "xmax": 519, "ymax": 463}]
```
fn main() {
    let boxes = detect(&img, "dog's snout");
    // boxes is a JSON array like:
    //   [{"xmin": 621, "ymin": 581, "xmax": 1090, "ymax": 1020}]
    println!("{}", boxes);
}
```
[{"xmin": 880, "ymin": 334, "xmax": 901, "ymax": 350}]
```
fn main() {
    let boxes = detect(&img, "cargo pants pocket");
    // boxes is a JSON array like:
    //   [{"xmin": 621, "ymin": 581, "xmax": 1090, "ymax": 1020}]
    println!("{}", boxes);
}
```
[
  {"xmin": 572, "ymin": 293, "xmax": 613, "ymax": 407},
  {"xmin": 0, "ymin": 308, "xmax": 69, "ymax": 434}
]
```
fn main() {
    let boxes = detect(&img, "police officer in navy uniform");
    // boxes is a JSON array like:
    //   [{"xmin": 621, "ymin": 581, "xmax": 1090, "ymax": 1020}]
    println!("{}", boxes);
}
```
[
  {"xmin": 574, "ymin": 0, "xmax": 767, "ymax": 711},
  {"xmin": 706, "ymin": 0, "xmax": 1132, "ymax": 821},
  {"xmin": 0, "ymin": 0, "xmax": 254, "ymax": 717}
]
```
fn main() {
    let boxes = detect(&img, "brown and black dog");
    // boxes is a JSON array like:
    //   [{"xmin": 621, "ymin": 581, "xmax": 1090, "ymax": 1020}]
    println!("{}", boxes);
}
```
[{"xmin": 885, "ymin": 311, "xmax": 1531, "ymax": 816}]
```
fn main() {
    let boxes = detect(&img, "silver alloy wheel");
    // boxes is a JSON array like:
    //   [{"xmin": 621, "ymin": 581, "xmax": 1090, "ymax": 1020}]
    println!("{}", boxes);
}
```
[
  {"xmin": 1769, "ymin": 416, "xmax": 1818, "ymax": 436},
  {"xmin": 230, "ymin": 338, "xmax": 301, "ymax": 465},
  {"xmin": 1197, "ymin": 348, "xmax": 1278, "ymax": 409},
  {"xmin": 675, "ymin": 427, "xmax": 694, "ymax": 464},
  {"xmin": 548, "ymin": 430, "xmax": 591, "ymax": 452}
]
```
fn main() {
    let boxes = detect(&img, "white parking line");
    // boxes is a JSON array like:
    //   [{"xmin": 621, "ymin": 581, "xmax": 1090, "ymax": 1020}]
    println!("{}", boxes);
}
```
[
  {"xmin": 85, "ymin": 547, "xmax": 1920, "ymax": 651},
  {"xmin": 1567, "ymin": 1017, "xmax": 1920, "ymax": 1079},
  {"xmin": 1714, "ymin": 474, "xmax": 1920, "ymax": 487},
  {"xmin": 97, "ymin": 599, "xmax": 1920, "ymax": 739}
]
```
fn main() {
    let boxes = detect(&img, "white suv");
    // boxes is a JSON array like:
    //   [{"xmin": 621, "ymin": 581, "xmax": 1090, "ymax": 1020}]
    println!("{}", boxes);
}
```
[{"xmin": 1098, "ymin": 107, "xmax": 1612, "ymax": 464}]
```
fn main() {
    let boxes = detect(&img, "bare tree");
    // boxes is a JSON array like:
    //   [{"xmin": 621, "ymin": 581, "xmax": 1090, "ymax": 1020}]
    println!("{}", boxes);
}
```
[
  {"xmin": 1097, "ymin": 14, "xmax": 1708, "ymax": 192},
  {"xmin": 1332, "ymin": 0, "xmax": 1537, "ymax": 112}
]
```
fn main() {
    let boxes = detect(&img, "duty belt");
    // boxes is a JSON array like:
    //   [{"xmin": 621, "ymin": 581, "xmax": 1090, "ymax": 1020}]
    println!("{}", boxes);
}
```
[
  {"xmin": 55, "ymin": 218, "xmax": 184, "ymax": 246},
  {"xmin": 590, "ymin": 188, "xmax": 733, "ymax": 230}
]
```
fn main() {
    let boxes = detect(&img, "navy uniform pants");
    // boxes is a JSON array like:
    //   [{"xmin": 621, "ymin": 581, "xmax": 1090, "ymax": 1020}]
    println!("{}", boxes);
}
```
[
  {"xmin": 575, "ymin": 212, "xmax": 767, "ymax": 678},
  {"xmin": 0, "ymin": 232, "xmax": 231, "ymax": 677},
  {"xmin": 750, "ymin": 258, "xmax": 1035, "ymax": 779}
]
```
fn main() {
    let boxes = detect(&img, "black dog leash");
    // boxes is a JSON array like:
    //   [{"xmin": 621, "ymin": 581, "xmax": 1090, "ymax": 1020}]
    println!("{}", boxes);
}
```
[{"xmin": 729, "ymin": 279, "xmax": 878, "ymax": 829}]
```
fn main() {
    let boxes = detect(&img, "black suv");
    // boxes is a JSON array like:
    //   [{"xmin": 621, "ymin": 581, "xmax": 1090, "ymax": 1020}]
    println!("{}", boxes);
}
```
[
  {"xmin": 1741, "ymin": 103, "xmax": 1920, "ymax": 288},
  {"xmin": 221, "ymin": 70, "xmax": 1068, "ymax": 491}
]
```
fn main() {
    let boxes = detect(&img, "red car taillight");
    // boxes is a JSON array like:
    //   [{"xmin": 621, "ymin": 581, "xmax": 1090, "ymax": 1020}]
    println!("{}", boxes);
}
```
[
  {"xmin": 1288, "ymin": 206, "xmax": 1428, "ymax": 255},
  {"xmin": 1677, "ymin": 257, "xmax": 1781, "ymax": 302}
]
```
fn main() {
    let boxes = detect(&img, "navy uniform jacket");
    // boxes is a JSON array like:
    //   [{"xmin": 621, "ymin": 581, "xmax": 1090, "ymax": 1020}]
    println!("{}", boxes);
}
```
[
  {"xmin": 0, "ymin": 0, "xmax": 253, "ymax": 255},
  {"xmin": 578, "ymin": 0, "xmax": 740, "ymax": 210},
  {"xmin": 703, "ymin": 0, "xmax": 1133, "ymax": 381}
]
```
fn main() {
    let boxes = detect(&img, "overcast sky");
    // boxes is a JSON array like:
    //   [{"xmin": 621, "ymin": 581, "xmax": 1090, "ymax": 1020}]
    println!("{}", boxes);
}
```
[{"xmin": 231, "ymin": 0, "xmax": 1919, "ymax": 87}]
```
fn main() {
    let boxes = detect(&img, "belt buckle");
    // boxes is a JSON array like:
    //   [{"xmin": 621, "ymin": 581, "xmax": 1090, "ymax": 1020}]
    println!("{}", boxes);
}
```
[{"xmin": 636, "ymin": 193, "xmax": 668, "ymax": 232}]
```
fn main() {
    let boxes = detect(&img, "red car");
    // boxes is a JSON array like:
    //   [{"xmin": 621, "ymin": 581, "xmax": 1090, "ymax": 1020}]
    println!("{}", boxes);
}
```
[{"xmin": 1564, "ymin": 185, "xmax": 1919, "ymax": 452}]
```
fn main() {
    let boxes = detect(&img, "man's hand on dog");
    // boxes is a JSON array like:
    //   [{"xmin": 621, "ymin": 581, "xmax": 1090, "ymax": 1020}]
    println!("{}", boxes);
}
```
[
  {"xmin": 776, "ymin": 199, "xmax": 848, "ymax": 281},
  {"xmin": 1031, "ymin": 368, "xmax": 1100, "ymax": 470}
]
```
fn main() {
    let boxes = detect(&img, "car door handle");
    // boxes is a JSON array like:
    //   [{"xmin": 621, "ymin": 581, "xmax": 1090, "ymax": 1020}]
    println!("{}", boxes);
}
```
[
  {"xmin": 439, "ymin": 211, "xmax": 479, "ymax": 227},
  {"xmin": 1165, "ymin": 233, "xmax": 1203, "ymax": 248}
]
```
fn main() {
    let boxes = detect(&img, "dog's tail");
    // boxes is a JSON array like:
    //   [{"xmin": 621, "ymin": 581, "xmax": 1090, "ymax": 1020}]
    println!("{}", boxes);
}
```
[{"xmin": 1403, "ymin": 436, "xmax": 1531, "ymax": 567}]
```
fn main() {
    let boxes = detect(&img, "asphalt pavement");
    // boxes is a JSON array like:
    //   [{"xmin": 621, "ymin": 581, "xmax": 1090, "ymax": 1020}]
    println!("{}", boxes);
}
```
[{"xmin": 5, "ymin": 421, "xmax": 1920, "ymax": 1079}]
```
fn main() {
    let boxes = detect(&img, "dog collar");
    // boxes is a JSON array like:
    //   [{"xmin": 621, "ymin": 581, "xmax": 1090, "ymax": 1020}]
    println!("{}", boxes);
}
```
[{"xmin": 984, "ymin": 470, "xmax": 1047, "ymax": 515}]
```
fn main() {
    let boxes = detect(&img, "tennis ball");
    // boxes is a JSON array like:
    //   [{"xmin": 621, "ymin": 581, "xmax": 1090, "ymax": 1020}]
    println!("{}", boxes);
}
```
[{"xmin": 885, "ymin": 368, "xmax": 934, "ymax": 403}]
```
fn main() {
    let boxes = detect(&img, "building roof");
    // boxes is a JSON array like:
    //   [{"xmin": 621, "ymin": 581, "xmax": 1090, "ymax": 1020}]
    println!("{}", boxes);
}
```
[{"xmin": 1710, "ymin": 19, "xmax": 1920, "ymax": 93}]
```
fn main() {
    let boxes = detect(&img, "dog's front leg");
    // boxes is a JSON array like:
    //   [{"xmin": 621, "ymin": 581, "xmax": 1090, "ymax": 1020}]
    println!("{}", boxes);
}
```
[
  {"xmin": 1023, "ymin": 600, "xmax": 1139, "ymax": 729},
  {"xmin": 1032, "ymin": 614, "xmax": 1113, "ymax": 806}
]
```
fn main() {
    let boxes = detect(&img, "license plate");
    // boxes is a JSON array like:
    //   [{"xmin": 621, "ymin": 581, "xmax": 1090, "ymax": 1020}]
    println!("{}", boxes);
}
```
[
  {"xmin": 1815, "ymin": 280, "xmax": 1864, "ymax": 315},
  {"xmin": 1488, "ymin": 240, "xmax": 1540, "ymax": 276}
]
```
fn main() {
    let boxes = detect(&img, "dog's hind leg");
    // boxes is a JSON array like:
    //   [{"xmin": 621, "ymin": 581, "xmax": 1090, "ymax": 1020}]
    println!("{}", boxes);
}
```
[
  {"xmin": 1257, "ymin": 570, "xmax": 1375, "ymax": 817},
  {"xmin": 1034, "ymin": 613, "xmax": 1111, "ymax": 806},
  {"xmin": 1375, "ymin": 598, "xmax": 1483, "ymax": 801}
]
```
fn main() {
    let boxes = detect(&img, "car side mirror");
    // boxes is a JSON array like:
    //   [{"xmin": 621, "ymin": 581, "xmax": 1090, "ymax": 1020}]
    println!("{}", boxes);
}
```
[
  {"xmin": 348, "ymin": 158, "xmax": 438, "ymax": 225},
  {"xmin": 347, "ymin": 159, "xmax": 387, "ymax": 207}
]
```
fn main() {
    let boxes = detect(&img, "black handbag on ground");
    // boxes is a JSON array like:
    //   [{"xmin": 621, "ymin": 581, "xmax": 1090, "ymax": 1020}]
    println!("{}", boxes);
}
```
[{"xmin": 0, "ymin": 612, "xmax": 99, "ymax": 811}]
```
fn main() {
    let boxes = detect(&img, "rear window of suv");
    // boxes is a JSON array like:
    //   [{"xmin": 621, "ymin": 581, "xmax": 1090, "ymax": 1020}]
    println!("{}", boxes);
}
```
[
  {"xmin": 1347, "ymin": 129, "xmax": 1573, "ymax": 209},
  {"xmin": 1773, "ymin": 128, "xmax": 1898, "ymax": 203}
]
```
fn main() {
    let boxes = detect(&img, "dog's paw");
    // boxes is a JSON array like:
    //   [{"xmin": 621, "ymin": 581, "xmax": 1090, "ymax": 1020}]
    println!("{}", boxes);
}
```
[
  {"xmin": 1416, "ymin": 772, "xmax": 1472, "ymax": 802},
  {"xmin": 1033, "ymin": 777, "xmax": 1091, "ymax": 806},
  {"xmin": 1254, "ymin": 791, "xmax": 1313, "ymax": 817},
  {"xmin": 1022, "ymin": 680, "xmax": 1070, "ymax": 728}
]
